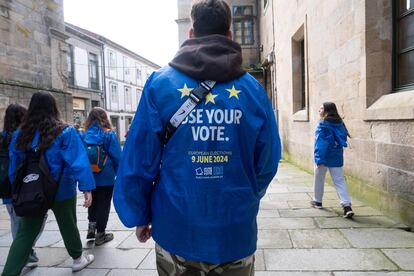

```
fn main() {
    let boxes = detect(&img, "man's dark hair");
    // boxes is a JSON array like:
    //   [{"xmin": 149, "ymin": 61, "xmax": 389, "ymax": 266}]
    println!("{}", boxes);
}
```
[{"xmin": 191, "ymin": 0, "xmax": 232, "ymax": 37}]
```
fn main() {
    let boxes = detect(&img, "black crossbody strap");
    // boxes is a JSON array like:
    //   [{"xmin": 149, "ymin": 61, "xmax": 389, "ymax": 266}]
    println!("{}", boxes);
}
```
[{"xmin": 164, "ymin": 80, "xmax": 216, "ymax": 144}]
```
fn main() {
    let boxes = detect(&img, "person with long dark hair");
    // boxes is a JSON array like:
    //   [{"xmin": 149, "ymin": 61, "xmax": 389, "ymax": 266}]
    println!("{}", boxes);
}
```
[
  {"xmin": 0, "ymin": 104, "xmax": 41, "ymax": 264},
  {"xmin": 2, "ymin": 92, "xmax": 96, "ymax": 275},
  {"xmin": 81, "ymin": 107, "xmax": 121, "ymax": 245},
  {"xmin": 311, "ymin": 102, "xmax": 354, "ymax": 218}
]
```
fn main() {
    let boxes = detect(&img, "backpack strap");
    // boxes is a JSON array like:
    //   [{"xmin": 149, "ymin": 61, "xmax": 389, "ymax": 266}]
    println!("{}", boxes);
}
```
[{"xmin": 164, "ymin": 80, "xmax": 216, "ymax": 144}]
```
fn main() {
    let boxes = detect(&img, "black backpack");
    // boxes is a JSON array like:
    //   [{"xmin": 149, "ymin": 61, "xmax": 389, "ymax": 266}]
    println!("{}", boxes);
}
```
[
  {"xmin": 0, "ymin": 136, "xmax": 11, "ymax": 199},
  {"xmin": 12, "ymin": 149, "xmax": 64, "ymax": 217}
]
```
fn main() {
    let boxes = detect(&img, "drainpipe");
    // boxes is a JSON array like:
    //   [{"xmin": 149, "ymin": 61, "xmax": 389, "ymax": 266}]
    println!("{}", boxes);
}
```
[
  {"xmin": 101, "ymin": 44, "xmax": 106, "ymax": 110},
  {"xmin": 255, "ymin": 0, "xmax": 261, "ymax": 64}
]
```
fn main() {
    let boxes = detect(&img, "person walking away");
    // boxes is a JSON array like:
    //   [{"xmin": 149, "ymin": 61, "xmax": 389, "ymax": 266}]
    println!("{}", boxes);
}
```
[
  {"xmin": 0, "ymin": 104, "xmax": 42, "ymax": 264},
  {"xmin": 114, "ymin": 0, "xmax": 282, "ymax": 275},
  {"xmin": 2, "ymin": 92, "xmax": 96, "ymax": 276},
  {"xmin": 82, "ymin": 107, "xmax": 121, "ymax": 245},
  {"xmin": 311, "ymin": 101, "xmax": 354, "ymax": 218}
]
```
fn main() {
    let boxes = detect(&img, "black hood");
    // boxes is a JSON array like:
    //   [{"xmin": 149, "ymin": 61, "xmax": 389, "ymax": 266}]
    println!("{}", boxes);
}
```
[{"xmin": 169, "ymin": 35, "xmax": 245, "ymax": 82}]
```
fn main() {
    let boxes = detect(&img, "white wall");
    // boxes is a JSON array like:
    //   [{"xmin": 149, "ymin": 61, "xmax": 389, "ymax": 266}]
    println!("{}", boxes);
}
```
[{"xmin": 103, "ymin": 44, "xmax": 158, "ymax": 142}]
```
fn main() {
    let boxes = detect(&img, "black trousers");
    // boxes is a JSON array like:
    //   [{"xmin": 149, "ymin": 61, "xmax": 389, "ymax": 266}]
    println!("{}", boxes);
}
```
[{"xmin": 88, "ymin": 185, "xmax": 114, "ymax": 233}]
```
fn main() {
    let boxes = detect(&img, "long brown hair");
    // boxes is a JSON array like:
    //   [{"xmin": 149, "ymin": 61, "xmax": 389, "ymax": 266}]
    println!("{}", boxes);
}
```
[
  {"xmin": 322, "ymin": 102, "xmax": 351, "ymax": 138},
  {"xmin": 1, "ymin": 104, "xmax": 27, "ymax": 145},
  {"xmin": 84, "ymin": 107, "xmax": 112, "ymax": 130},
  {"xmin": 17, "ymin": 92, "xmax": 67, "ymax": 151},
  {"xmin": 3, "ymin": 104, "xmax": 27, "ymax": 133}
]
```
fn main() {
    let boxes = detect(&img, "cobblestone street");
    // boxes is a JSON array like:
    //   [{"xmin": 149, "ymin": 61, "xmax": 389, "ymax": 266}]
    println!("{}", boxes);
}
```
[{"xmin": 0, "ymin": 161, "xmax": 413, "ymax": 275}]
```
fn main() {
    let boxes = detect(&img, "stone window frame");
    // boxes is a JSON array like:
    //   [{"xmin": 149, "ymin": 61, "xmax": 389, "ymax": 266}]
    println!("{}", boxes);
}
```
[
  {"xmin": 291, "ymin": 23, "xmax": 309, "ymax": 122},
  {"xmin": 67, "ymin": 44, "xmax": 75, "ymax": 86},
  {"xmin": 233, "ymin": 5, "xmax": 255, "ymax": 45},
  {"xmin": 88, "ymin": 52, "xmax": 99, "ymax": 90},
  {"xmin": 364, "ymin": 0, "xmax": 414, "ymax": 121}
]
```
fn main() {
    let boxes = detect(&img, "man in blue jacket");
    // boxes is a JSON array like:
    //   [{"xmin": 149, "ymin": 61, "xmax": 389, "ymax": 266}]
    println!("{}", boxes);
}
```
[{"xmin": 114, "ymin": 0, "xmax": 281, "ymax": 274}]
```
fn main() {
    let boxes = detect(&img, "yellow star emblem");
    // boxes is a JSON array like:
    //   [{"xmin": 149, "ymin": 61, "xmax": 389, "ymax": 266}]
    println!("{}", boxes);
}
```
[
  {"xmin": 205, "ymin": 92, "xmax": 218, "ymax": 105},
  {"xmin": 226, "ymin": 85, "xmax": 241, "ymax": 99},
  {"xmin": 177, "ymin": 84, "xmax": 194, "ymax": 99}
]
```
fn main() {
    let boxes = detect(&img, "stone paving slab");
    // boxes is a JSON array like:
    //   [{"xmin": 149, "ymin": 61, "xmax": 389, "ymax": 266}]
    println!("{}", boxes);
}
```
[
  {"xmin": 315, "ymin": 216, "xmax": 400, "ymax": 229},
  {"xmin": 257, "ymin": 209, "xmax": 280, "ymax": 218},
  {"xmin": 0, "ymin": 220, "xmax": 10, "ymax": 230},
  {"xmin": 107, "ymin": 269, "xmax": 158, "ymax": 276},
  {"xmin": 59, "ymin": 248, "xmax": 150, "ymax": 269},
  {"xmin": 269, "ymin": 193, "xmax": 313, "ymax": 201},
  {"xmin": 31, "ymin": 247, "xmax": 71, "ymax": 267},
  {"xmin": 256, "ymin": 273, "xmax": 331, "ymax": 276},
  {"xmin": 255, "ymin": 249, "xmax": 266, "ymax": 270},
  {"xmin": 0, "ymin": 248, "xmax": 9, "ymax": 266},
  {"xmin": 138, "ymin": 249, "xmax": 155, "ymax": 270},
  {"xmin": 257, "ymin": 230, "xmax": 292, "ymax": 248},
  {"xmin": 264, "ymin": 249, "xmax": 397, "ymax": 271},
  {"xmin": 382, "ymin": 249, "xmax": 414, "ymax": 270},
  {"xmin": 257, "ymin": 218, "xmax": 316, "ymax": 229},
  {"xmin": 289, "ymin": 229, "xmax": 351, "ymax": 249},
  {"xmin": 51, "ymin": 230, "xmax": 132, "ymax": 249},
  {"xmin": 279, "ymin": 208, "xmax": 338, "ymax": 218},
  {"xmin": 23, "ymin": 267, "xmax": 109, "ymax": 276},
  {"xmin": 332, "ymin": 206, "xmax": 384, "ymax": 216},
  {"xmin": 260, "ymin": 200, "xmax": 290, "ymax": 210},
  {"xmin": 118, "ymin": 236, "xmax": 156, "ymax": 249},
  {"xmin": 340, "ymin": 228, "xmax": 414, "ymax": 248},
  {"xmin": 334, "ymin": 273, "xmax": 414, "ymax": 276}
]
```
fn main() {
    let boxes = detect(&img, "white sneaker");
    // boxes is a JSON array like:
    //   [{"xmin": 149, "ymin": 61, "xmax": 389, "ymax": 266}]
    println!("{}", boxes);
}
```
[{"xmin": 72, "ymin": 252, "xmax": 94, "ymax": 272}]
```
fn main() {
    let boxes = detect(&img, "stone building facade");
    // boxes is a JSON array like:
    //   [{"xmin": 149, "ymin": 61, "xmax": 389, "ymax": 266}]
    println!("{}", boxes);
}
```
[
  {"xmin": 65, "ymin": 23, "xmax": 105, "ymax": 126},
  {"xmin": 260, "ymin": 0, "xmax": 414, "ymax": 228},
  {"xmin": 0, "ymin": 0, "xmax": 71, "ymax": 124}
]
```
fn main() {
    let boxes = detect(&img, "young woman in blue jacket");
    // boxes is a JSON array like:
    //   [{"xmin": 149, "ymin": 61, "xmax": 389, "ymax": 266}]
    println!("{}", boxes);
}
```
[
  {"xmin": 0, "ymin": 104, "xmax": 42, "ymax": 264},
  {"xmin": 82, "ymin": 107, "xmax": 121, "ymax": 245},
  {"xmin": 2, "ymin": 92, "xmax": 96, "ymax": 276},
  {"xmin": 311, "ymin": 102, "xmax": 354, "ymax": 218}
]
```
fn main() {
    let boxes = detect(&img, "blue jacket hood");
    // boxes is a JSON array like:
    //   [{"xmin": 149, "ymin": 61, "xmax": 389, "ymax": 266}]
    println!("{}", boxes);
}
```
[{"xmin": 83, "ymin": 124, "xmax": 107, "ymax": 145}]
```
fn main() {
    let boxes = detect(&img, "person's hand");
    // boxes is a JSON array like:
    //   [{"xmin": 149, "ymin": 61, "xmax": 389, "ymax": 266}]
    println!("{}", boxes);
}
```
[
  {"xmin": 83, "ymin": 191, "xmax": 92, "ymax": 208},
  {"xmin": 136, "ymin": 225, "xmax": 151, "ymax": 243},
  {"xmin": 317, "ymin": 164, "xmax": 324, "ymax": 168}
]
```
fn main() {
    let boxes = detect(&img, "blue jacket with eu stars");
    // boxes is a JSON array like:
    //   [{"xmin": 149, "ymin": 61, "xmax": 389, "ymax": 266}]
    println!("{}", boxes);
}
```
[{"xmin": 114, "ymin": 35, "xmax": 282, "ymax": 264}]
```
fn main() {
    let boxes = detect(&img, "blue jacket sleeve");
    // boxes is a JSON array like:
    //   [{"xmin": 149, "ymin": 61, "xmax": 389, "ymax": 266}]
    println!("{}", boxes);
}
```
[
  {"xmin": 314, "ymin": 124, "xmax": 329, "ymax": 165},
  {"xmin": 107, "ymin": 131, "xmax": 121, "ymax": 173},
  {"xmin": 254, "ymin": 93, "xmax": 282, "ymax": 198},
  {"xmin": 60, "ymin": 127, "xmax": 96, "ymax": 192},
  {"xmin": 114, "ymin": 74, "xmax": 163, "ymax": 228}
]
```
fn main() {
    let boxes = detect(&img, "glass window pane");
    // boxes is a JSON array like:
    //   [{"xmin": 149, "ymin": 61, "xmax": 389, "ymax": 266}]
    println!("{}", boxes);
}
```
[
  {"xmin": 399, "ymin": 14, "xmax": 414, "ymax": 50},
  {"xmin": 243, "ymin": 6, "xmax": 253, "ymax": 15},
  {"xmin": 398, "ymin": 50, "xmax": 414, "ymax": 86},
  {"xmin": 233, "ymin": 6, "xmax": 242, "ymax": 16},
  {"xmin": 399, "ymin": 0, "xmax": 414, "ymax": 14}
]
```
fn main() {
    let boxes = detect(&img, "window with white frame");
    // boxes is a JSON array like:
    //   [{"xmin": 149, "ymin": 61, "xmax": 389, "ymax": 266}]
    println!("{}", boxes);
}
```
[
  {"xmin": 89, "ymin": 53, "xmax": 99, "ymax": 90},
  {"xmin": 233, "ymin": 6, "xmax": 254, "ymax": 45},
  {"xmin": 67, "ymin": 44, "xmax": 75, "ymax": 86},
  {"xmin": 136, "ymin": 65, "xmax": 142, "ymax": 84},
  {"xmin": 125, "ymin": 86, "xmax": 132, "ymax": 107},
  {"xmin": 109, "ymin": 50, "xmax": 116, "ymax": 68},
  {"xmin": 111, "ymin": 83, "xmax": 118, "ymax": 104},
  {"xmin": 123, "ymin": 56, "xmax": 130, "ymax": 78}
]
